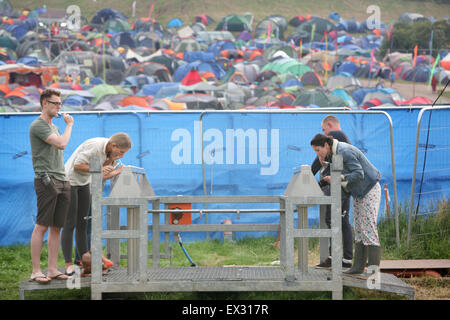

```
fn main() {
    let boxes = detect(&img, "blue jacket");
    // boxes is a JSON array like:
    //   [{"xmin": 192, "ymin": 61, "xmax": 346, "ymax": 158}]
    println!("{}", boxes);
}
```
[{"xmin": 334, "ymin": 140, "xmax": 381, "ymax": 199}]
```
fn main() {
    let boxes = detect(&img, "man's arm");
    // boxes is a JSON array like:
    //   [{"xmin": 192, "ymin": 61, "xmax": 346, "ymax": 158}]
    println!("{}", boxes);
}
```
[
  {"xmin": 74, "ymin": 163, "xmax": 122, "ymax": 181},
  {"xmin": 45, "ymin": 114, "xmax": 74, "ymax": 150}
]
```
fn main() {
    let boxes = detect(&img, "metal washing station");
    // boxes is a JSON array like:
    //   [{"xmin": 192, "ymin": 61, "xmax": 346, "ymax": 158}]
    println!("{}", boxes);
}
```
[
  {"xmin": 18, "ymin": 154, "xmax": 414, "ymax": 300},
  {"xmin": 85, "ymin": 155, "xmax": 414, "ymax": 300}
]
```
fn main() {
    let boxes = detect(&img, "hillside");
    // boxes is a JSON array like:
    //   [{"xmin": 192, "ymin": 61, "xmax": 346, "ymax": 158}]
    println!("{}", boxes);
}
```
[{"xmin": 12, "ymin": 0, "xmax": 450, "ymax": 26}]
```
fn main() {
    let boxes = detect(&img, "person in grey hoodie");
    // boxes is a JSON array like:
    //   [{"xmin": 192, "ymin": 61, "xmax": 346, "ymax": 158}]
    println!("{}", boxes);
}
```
[{"xmin": 310, "ymin": 133, "xmax": 382, "ymax": 275}]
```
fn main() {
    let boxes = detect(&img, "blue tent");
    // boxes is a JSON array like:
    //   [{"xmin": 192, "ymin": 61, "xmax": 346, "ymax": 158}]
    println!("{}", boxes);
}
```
[
  {"xmin": 63, "ymin": 95, "xmax": 91, "ymax": 108},
  {"xmin": 337, "ymin": 35, "xmax": 354, "ymax": 44},
  {"xmin": 6, "ymin": 24, "xmax": 27, "ymax": 40},
  {"xmin": 336, "ymin": 61, "xmax": 358, "ymax": 75},
  {"xmin": 329, "ymin": 12, "xmax": 341, "ymax": 21},
  {"xmin": 137, "ymin": 82, "xmax": 179, "ymax": 96},
  {"xmin": 184, "ymin": 51, "xmax": 215, "ymax": 63},
  {"xmin": 110, "ymin": 32, "xmax": 136, "ymax": 48},
  {"xmin": 352, "ymin": 88, "xmax": 377, "ymax": 105},
  {"xmin": 16, "ymin": 56, "xmax": 39, "ymax": 66},
  {"xmin": 173, "ymin": 60, "xmax": 225, "ymax": 82},
  {"xmin": 331, "ymin": 88, "xmax": 357, "ymax": 108},
  {"xmin": 121, "ymin": 75, "xmax": 156, "ymax": 89},
  {"xmin": 336, "ymin": 20, "xmax": 363, "ymax": 33},
  {"xmin": 168, "ymin": 18, "xmax": 184, "ymax": 28},
  {"xmin": 91, "ymin": 8, "xmax": 128, "ymax": 24},
  {"xmin": 280, "ymin": 78, "xmax": 303, "ymax": 89},
  {"xmin": 208, "ymin": 40, "xmax": 236, "ymax": 57},
  {"xmin": 301, "ymin": 42, "xmax": 336, "ymax": 51}
]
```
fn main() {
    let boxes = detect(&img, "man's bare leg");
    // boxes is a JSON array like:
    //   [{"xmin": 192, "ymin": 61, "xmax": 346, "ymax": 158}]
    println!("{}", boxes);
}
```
[{"xmin": 30, "ymin": 224, "xmax": 50, "ymax": 282}]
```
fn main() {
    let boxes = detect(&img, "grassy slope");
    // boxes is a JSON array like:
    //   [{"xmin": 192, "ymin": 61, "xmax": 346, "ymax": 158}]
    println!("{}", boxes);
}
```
[{"xmin": 14, "ymin": 0, "xmax": 450, "ymax": 27}]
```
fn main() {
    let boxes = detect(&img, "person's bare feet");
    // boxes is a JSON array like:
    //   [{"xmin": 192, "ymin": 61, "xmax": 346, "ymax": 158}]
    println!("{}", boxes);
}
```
[{"xmin": 29, "ymin": 272, "xmax": 51, "ymax": 284}]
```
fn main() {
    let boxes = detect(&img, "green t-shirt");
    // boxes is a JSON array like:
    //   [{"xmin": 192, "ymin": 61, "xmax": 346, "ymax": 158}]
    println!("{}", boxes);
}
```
[{"xmin": 29, "ymin": 117, "xmax": 67, "ymax": 181}]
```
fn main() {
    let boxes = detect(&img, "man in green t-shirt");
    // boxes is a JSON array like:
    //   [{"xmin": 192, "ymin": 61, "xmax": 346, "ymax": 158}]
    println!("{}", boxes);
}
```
[{"xmin": 29, "ymin": 89, "xmax": 74, "ymax": 283}]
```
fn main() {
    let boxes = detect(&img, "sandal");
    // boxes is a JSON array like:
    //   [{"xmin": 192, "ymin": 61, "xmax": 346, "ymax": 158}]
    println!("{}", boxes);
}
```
[
  {"xmin": 29, "ymin": 273, "xmax": 51, "ymax": 284},
  {"xmin": 48, "ymin": 272, "xmax": 70, "ymax": 280}
]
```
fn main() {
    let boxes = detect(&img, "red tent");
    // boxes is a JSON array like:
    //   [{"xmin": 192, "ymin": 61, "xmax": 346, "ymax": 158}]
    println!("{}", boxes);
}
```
[
  {"xmin": 181, "ymin": 69, "xmax": 203, "ymax": 86},
  {"xmin": 394, "ymin": 97, "xmax": 433, "ymax": 105}
]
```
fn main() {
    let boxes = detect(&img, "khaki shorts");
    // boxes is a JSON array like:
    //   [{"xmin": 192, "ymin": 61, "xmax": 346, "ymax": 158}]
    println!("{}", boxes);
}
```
[{"xmin": 34, "ymin": 176, "xmax": 71, "ymax": 227}]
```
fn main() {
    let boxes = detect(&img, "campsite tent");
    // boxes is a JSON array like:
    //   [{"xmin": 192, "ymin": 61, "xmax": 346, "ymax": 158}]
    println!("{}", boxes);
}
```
[
  {"xmin": 0, "ymin": 64, "xmax": 58, "ymax": 87},
  {"xmin": 125, "ymin": 62, "xmax": 173, "ymax": 82},
  {"xmin": 262, "ymin": 58, "xmax": 311, "ymax": 78},
  {"xmin": 172, "ymin": 93, "xmax": 222, "ymax": 110},
  {"xmin": 173, "ymin": 60, "xmax": 225, "ymax": 82},
  {"xmin": 88, "ymin": 83, "xmax": 130, "ymax": 105},
  {"xmin": 254, "ymin": 15, "xmax": 288, "ymax": 40},
  {"xmin": 196, "ymin": 31, "xmax": 235, "ymax": 45},
  {"xmin": 326, "ymin": 73, "xmax": 362, "ymax": 92},
  {"xmin": 216, "ymin": 14, "xmax": 253, "ymax": 32},
  {"xmin": 168, "ymin": 18, "xmax": 184, "ymax": 28},
  {"xmin": 104, "ymin": 18, "xmax": 131, "ymax": 32},
  {"xmin": 331, "ymin": 88, "xmax": 357, "ymax": 108},
  {"xmin": 174, "ymin": 38, "xmax": 203, "ymax": 53},
  {"xmin": 300, "ymin": 71, "xmax": 323, "ymax": 86},
  {"xmin": 194, "ymin": 14, "xmax": 215, "ymax": 26},
  {"xmin": 398, "ymin": 13, "xmax": 427, "ymax": 24},
  {"xmin": 91, "ymin": 8, "xmax": 128, "ymax": 25},
  {"xmin": 294, "ymin": 89, "xmax": 347, "ymax": 108},
  {"xmin": 0, "ymin": 0, "xmax": 12, "ymax": 14},
  {"xmin": 134, "ymin": 32, "xmax": 161, "ymax": 50},
  {"xmin": 288, "ymin": 15, "xmax": 313, "ymax": 27},
  {"xmin": 292, "ymin": 17, "xmax": 335, "ymax": 43}
]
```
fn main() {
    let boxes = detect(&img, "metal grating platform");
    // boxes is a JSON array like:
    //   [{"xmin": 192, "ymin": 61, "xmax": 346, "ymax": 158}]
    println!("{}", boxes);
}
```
[{"xmin": 18, "ymin": 266, "xmax": 414, "ymax": 299}]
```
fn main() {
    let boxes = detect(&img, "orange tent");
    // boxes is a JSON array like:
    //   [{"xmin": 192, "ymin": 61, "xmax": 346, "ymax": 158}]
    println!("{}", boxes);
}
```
[
  {"xmin": 5, "ymin": 87, "xmax": 26, "ymax": 98},
  {"xmin": 164, "ymin": 99, "xmax": 186, "ymax": 110},
  {"xmin": 119, "ymin": 96, "xmax": 153, "ymax": 108},
  {"xmin": 0, "ymin": 83, "xmax": 11, "ymax": 95},
  {"xmin": 0, "ymin": 64, "xmax": 58, "ymax": 87},
  {"xmin": 249, "ymin": 50, "xmax": 262, "ymax": 61},
  {"xmin": 200, "ymin": 72, "xmax": 216, "ymax": 81}
]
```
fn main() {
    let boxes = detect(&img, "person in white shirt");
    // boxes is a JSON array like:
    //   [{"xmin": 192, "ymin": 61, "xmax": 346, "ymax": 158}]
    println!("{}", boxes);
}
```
[{"xmin": 61, "ymin": 133, "xmax": 132, "ymax": 276}]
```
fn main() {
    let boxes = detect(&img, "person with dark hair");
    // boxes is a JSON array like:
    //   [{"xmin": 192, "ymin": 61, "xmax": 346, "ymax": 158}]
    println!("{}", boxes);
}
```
[
  {"xmin": 310, "ymin": 133, "xmax": 382, "ymax": 275},
  {"xmin": 311, "ymin": 115, "xmax": 353, "ymax": 269},
  {"xmin": 61, "ymin": 133, "xmax": 132, "ymax": 276},
  {"xmin": 29, "ymin": 89, "xmax": 74, "ymax": 283}
]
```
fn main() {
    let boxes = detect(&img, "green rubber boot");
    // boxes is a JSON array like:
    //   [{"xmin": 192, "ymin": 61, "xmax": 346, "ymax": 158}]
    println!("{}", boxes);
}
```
[
  {"xmin": 367, "ymin": 245, "xmax": 381, "ymax": 268},
  {"xmin": 344, "ymin": 242, "xmax": 367, "ymax": 275}
]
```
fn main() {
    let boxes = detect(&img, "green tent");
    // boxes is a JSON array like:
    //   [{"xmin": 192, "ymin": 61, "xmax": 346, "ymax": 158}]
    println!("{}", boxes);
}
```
[
  {"xmin": 0, "ymin": 0, "xmax": 12, "ymax": 13},
  {"xmin": 174, "ymin": 38, "xmax": 203, "ymax": 53},
  {"xmin": 264, "ymin": 45, "xmax": 297, "ymax": 60},
  {"xmin": 0, "ymin": 35, "xmax": 17, "ymax": 50},
  {"xmin": 216, "ymin": 14, "xmax": 253, "ymax": 32},
  {"xmin": 104, "ymin": 19, "xmax": 130, "ymax": 32},
  {"xmin": 262, "ymin": 58, "xmax": 311, "ymax": 78},
  {"xmin": 294, "ymin": 90, "xmax": 347, "ymax": 108},
  {"xmin": 89, "ymin": 84, "xmax": 129, "ymax": 105},
  {"xmin": 270, "ymin": 73, "xmax": 297, "ymax": 84},
  {"xmin": 294, "ymin": 17, "xmax": 335, "ymax": 43}
]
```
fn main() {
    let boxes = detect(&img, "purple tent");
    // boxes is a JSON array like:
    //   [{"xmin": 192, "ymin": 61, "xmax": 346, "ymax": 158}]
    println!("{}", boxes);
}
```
[{"xmin": 237, "ymin": 31, "xmax": 252, "ymax": 42}]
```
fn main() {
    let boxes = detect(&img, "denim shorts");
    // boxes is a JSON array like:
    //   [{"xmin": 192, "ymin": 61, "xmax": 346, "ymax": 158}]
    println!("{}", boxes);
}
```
[{"xmin": 34, "ymin": 176, "xmax": 71, "ymax": 227}]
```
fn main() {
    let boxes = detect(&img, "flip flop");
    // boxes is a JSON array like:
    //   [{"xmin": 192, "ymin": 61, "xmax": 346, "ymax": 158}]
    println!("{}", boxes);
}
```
[
  {"xmin": 29, "ymin": 274, "xmax": 51, "ymax": 284},
  {"xmin": 48, "ymin": 272, "xmax": 70, "ymax": 280}
]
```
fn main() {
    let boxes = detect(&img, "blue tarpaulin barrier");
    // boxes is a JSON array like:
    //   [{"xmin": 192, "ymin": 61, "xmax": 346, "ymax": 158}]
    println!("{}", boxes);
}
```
[{"xmin": 0, "ymin": 109, "xmax": 449, "ymax": 245}]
